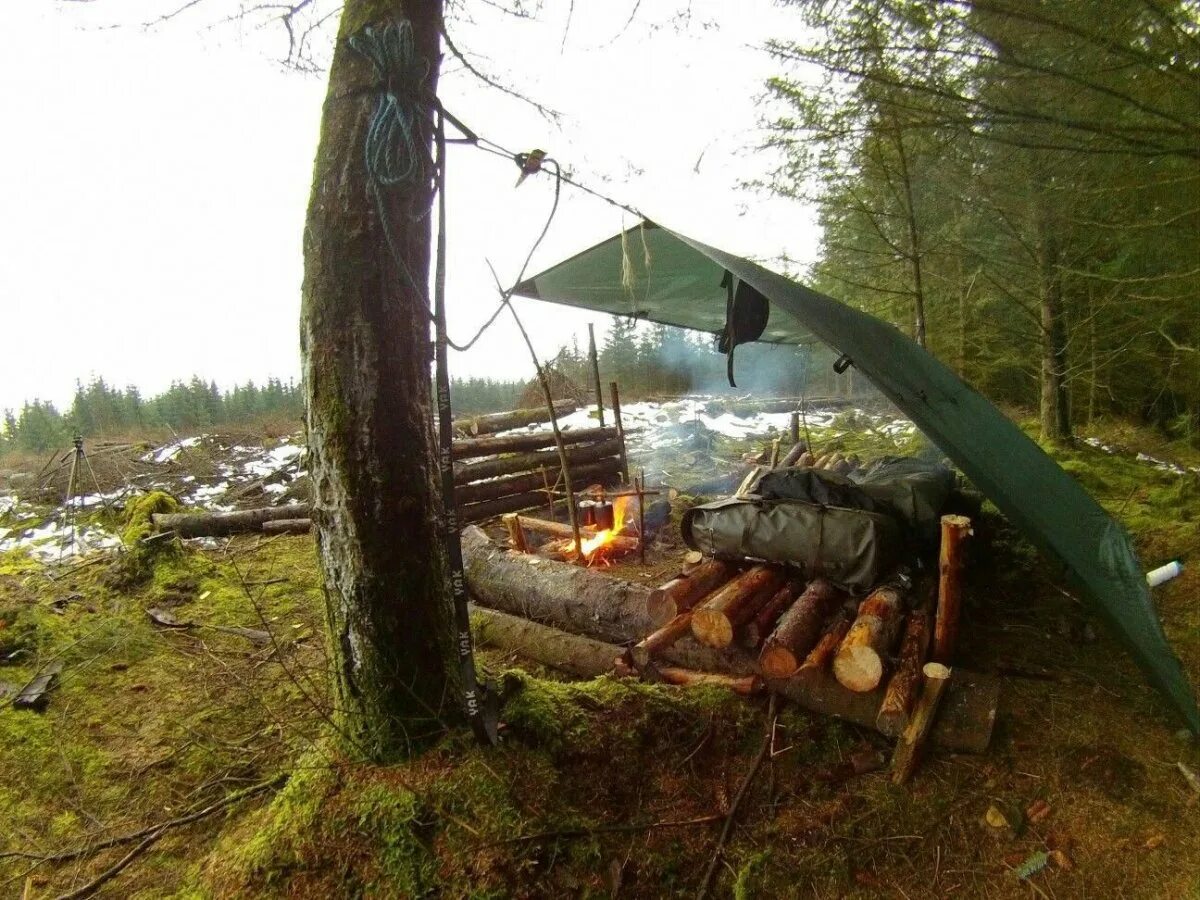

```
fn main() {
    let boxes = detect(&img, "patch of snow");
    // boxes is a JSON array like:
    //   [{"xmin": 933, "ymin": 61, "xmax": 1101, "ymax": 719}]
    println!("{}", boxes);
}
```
[{"xmin": 146, "ymin": 435, "xmax": 203, "ymax": 463}]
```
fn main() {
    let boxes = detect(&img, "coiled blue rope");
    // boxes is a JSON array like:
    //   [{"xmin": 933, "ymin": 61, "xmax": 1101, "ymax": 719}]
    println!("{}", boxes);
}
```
[{"xmin": 349, "ymin": 20, "xmax": 431, "ymax": 191}]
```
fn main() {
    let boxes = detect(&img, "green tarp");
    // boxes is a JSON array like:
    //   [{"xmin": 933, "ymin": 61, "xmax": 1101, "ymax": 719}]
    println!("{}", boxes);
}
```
[{"xmin": 513, "ymin": 221, "xmax": 1200, "ymax": 733}]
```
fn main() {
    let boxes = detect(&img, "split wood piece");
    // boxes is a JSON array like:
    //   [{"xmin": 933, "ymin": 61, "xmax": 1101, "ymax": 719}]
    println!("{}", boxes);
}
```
[
  {"xmin": 462, "ymin": 525, "xmax": 661, "ymax": 641},
  {"xmin": 453, "ymin": 400, "xmax": 577, "ymax": 437},
  {"xmin": 796, "ymin": 451, "xmax": 815, "ymax": 468},
  {"xmin": 451, "ymin": 425, "xmax": 618, "ymax": 461},
  {"xmin": 759, "ymin": 579, "xmax": 842, "ymax": 678},
  {"xmin": 516, "ymin": 515, "xmax": 640, "ymax": 554},
  {"xmin": 152, "ymin": 503, "xmax": 311, "ymax": 538},
  {"xmin": 691, "ymin": 565, "xmax": 785, "ymax": 649},
  {"xmin": 933, "ymin": 515, "xmax": 972, "ymax": 665},
  {"xmin": 503, "ymin": 514, "xmax": 528, "ymax": 552},
  {"xmin": 461, "ymin": 529, "xmax": 998, "ymax": 752},
  {"xmin": 799, "ymin": 613, "xmax": 852, "ymax": 673},
  {"xmin": 456, "ymin": 458, "xmax": 621, "ymax": 505},
  {"xmin": 470, "ymin": 606, "xmax": 618, "ymax": 678},
  {"xmin": 629, "ymin": 612, "xmax": 695, "ymax": 670},
  {"xmin": 778, "ymin": 440, "xmax": 808, "ymax": 468},
  {"xmin": 657, "ymin": 666, "xmax": 762, "ymax": 696},
  {"xmin": 261, "ymin": 518, "xmax": 312, "ymax": 535},
  {"xmin": 734, "ymin": 466, "xmax": 767, "ymax": 498},
  {"xmin": 812, "ymin": 453, "xmax": 831, "ymax": 469},
  {"xmin": 453, "ymin": 438, "xmax": 624, "ymax": 486},
  {"xmin": 833, "ymin": 584, "xmax": 907, "ymax": 692},
  {"xmin": 740, "ymin": 582, "xmax": 797, "ymax": 650},
  {"xmin": 13, "ymin": 661, "xmax": 63, "ymax": 711},
  {"xmin": 891, "ymin": 662, "xmax": 953, "ymax": 783},
  {"xmin": 875, "ymin": 610, "xmax": 932, "ymax": 737},
  {"xmin": 647, "ymin": 559, "xmax": 738, "ymax": 622}
]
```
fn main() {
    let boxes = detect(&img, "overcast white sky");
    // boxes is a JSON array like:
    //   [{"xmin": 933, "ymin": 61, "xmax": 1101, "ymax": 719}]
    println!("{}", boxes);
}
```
[{"xmin": 0, "ymin": 0, "xmax": 820, "ymax": 414}]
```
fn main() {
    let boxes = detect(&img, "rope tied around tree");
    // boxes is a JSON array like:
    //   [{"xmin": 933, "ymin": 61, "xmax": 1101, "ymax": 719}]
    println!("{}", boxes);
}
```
[{"xmin": 348, "ymin": 20, "xmax": 432, "ymax": 193}]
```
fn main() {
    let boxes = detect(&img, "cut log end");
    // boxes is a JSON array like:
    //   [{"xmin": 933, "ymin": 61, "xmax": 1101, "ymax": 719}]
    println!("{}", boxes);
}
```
[
  {"xmin": 760, "ymin": 645, "xmax": 800, "ymax": 679},
  {"xmin": 832, "ymin": 644, "xmax": 885, "ymax": 693},
  {"xmin": 691, "ymin": 609, "xmax": 735, "ymax": 649}
]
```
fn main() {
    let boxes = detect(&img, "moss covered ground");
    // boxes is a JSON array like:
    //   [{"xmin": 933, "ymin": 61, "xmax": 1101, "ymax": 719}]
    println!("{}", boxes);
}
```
[{"xmin": 1, "ymin": 418, "xmax": 1198, "ymax": 898}]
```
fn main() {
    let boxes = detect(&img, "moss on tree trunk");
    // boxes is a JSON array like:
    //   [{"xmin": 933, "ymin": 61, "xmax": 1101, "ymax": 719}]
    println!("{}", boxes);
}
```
[{"xmin": 300, "ymin": 0, "xmax": 457, "ymax": 759}]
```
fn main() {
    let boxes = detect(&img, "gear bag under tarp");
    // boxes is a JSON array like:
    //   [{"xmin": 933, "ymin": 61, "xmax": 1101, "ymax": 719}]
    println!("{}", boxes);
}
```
[{"xmin": 681, "ymin": 496, "xmax": 904, "ymax": 593}]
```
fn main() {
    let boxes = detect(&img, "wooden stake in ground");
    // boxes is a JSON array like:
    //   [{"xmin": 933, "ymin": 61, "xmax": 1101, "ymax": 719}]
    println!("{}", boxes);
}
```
[
  {"xmin": 933, "ymin": 515, "xmax": 972, "ymax": 664},
  {"xmin": 691, "ymin": 565, "xmax": 785, "ymax": 648},
  {"xmin": 648, "ymin": 560, "xmax": 738, "ymax": 622},
  {"xmin": 588, "ymin": 323, "xmax": 605, "ymax": 428},
  {"xmin": 891, "ymin": 662, "xmax": 952, "ymax": 784},
  {"xmin": 875, "ymin": 610, "xmax": 931, "ymax": 736},
  {"xmin": 760, "ymin": 579, "xmax": 842, "ymax": 677},
  {"xmin": 610, "ymin": 381, "xmax": 629, "ymax": 483},
  {"xmin": 833, "ymin": 584, "xmax": 907, "ymax": 692}
]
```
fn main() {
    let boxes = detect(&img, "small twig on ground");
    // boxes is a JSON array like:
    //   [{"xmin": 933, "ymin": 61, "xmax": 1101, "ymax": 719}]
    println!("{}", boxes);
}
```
[
  {"xmin": 695, "ymin": 693, "xmax": 779, "ymax": 900},
  {"xmin": 0, "ymin": 774, "xmax": 286, "ymax": 865},
  {"xmin": 483, "ymin": 814, "xmax": 722, "ymax": 847}
]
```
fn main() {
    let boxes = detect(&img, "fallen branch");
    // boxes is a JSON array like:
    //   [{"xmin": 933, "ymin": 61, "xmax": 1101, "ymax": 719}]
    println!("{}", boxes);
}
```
[
  {"xmin": 484, "ymin": 813, "xmax": 722, "ymax": 847},
  {"xmin": 0, "ymin": 774, "xmax": 286, "ymax": 866},
  {"xmin": 696, "ymin": 693, "xmax": 778, "ymax": 900}
]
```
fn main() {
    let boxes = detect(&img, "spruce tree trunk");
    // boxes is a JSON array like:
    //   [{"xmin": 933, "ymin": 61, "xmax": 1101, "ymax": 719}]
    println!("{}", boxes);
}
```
[
  {"xmin": 1035, "ymin": 194, "xmax": 1072, "ymax": 442},
  {"xmin": 300, "ymin": 0, "xmax": 457, "ymax": 758}
]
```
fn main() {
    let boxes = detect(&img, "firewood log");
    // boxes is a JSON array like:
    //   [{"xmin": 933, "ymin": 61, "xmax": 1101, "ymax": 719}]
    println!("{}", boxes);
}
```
[
  {"xmin": 503, "ymin": 514, "xmax": 528, "ymax": 552},
  {"xmin": 630, "ymin": 612, "xmax": 695, "ymax": 669},
  {"xmin": 691, "ymin": 565, "xmax": 785, "ymax": 648},
  {"xmin": 833, "ymin": 584, "xmax": 907, "ymax": 692},
  {"xmin": 456, "ymin": 458, "xmax": 621, "ymax": 505},
  {"xmin": 647, "ymin": 559, "xmax": 738, "ymax": 622},
  {"xmin": 933, "ymin": 515, "xmax": 972, "ymax": 664},
  {"xmin": 778, "ymin": 441, "xmax": 808, "ymax": 468},
  {"xmin": 759, "ymin": 579, "xmax": 842, "ymax": 678},
  {"xmin": 799, "ymin": 613, "xmax": 852, "ymax": 673},
  {"xmin": 741, "ymin": 582, "xmax": 797, "ymax": 650},
  {"xmin": 797, "ymin": 451, "xmax": 815, "ymax": 468},
  {"xmin": 876, "ymin": 610, "xmax": 932, "ymax": 736},
  {"xmin": 891, "ymin": 662, "xmax": 952, "ymax": 783},
  {"xmin": 657, "ymin": 666, "xmax": 762, "ymax": 696},
  {"xmin": 516, "ymin": 516, "xmax": 640, "ymax": 554}
]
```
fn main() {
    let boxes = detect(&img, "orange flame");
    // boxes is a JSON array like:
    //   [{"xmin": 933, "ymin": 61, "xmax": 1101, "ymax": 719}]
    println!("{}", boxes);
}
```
[{"xmin": 579, "ymin": 495, "xmax": 633, "ymax": 559}]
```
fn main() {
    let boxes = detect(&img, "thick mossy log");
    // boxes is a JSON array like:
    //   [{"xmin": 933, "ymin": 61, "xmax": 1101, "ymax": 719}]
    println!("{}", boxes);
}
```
[
  {"xmin": 462, "ymin": 525, "xmax": 661, "ymax": 642},
  {"xmin": 647, "ymin": 559, "xmax": 738, "ymax": 622},
  {"xmin": 454, "ymin": 438, "xmax": 623, "ymax": 485},
  {"xmin": 452, "ymin": 426, "xmax": 618, "ymax": 461},
  {"xmin": 876, "ymin": 610, "xmax": 932, "ymax": 737},
  {"xmin": 471, "ymin": 606, "xmax": 618, "ymax": 678},
  {"xmin": 833, "ymin": 584, "xmax": 907, "ymax": 692},
  {"xmin": 453, "ymin": 400, "xmax": 576, "ymax": 437},
  {"xmin": 691, "ymin": 565, "xmax": 784, "ymax": 649},
  {"xmin": 759, "ymin": 579, "xmax": 842, "ymax": 678},
  {"xmin": 153, "ymin": 504, "xmax": 311, "ymax": 538}
]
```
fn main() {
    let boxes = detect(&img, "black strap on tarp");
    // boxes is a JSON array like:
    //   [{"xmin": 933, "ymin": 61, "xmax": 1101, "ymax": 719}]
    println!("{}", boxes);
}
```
[
  {"xmin": 434, "ymin": 112, "xmax": 499, "ymax": 746},
  {"xmin": 717, "ymin": 270, "xmax": 770, "ymax": 387}
]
